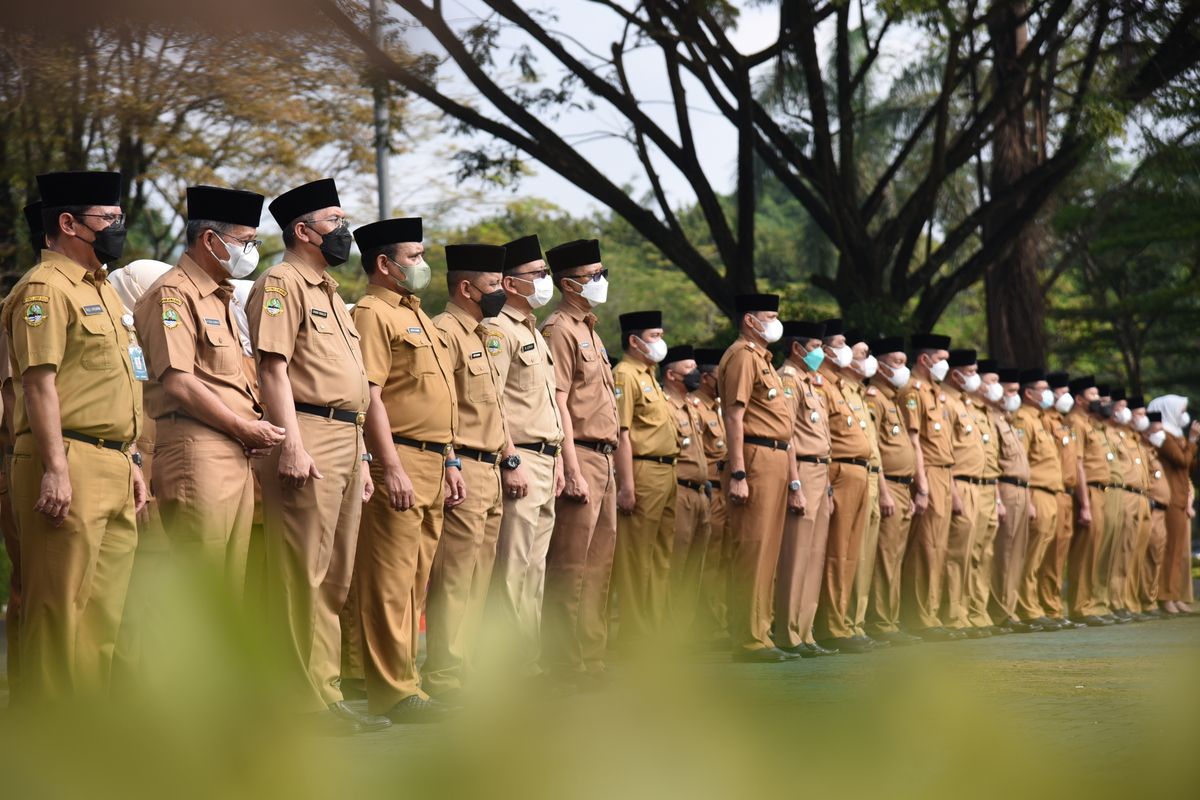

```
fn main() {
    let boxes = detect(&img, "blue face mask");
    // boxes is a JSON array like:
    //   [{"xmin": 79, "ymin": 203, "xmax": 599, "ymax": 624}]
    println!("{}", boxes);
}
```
[{"xmin": 802, "ymin": 346, "xmax": 825, "ymax": 372}]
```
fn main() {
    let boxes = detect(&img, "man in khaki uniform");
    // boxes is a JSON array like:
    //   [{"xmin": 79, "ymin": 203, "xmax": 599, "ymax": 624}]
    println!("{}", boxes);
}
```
[
  {"xmin": 720, "ymin": 294, "xmax": 803, "ymax": 663},
  {"xmin": 249, "ymin": 179, "xmax": 385, "ymax": 734},
  {"xmin": 661, "ymin": 345, "xmax": 710, "ymax": 633},
  {"xmin": 540, "ymin": 239, "xmax": 619, "ymax": 685},
  {"xmin": 940, "ymin": 349, "xmax": 986, "ymax": 635},
  {"xmin": 1011, "ymin": 369, "xmax": 1066, "ymax": 631},
  {"xmin": 1121, "ymin": 396, "xmax": 1154, "ymax": 617},
  {"xmin": 989, "ymin": 369, "xmax": 1038, "ymax": 632},
  {"xmin": 813, "ymin": 319, "xmax": 873, "ymax": 652},
  {"xmin": 350, "ymin": 217, "xmax": 458, "ymax": 722},
  {"xmin": 899, "ymin": 333, "xmax": 963, "ymax": 641},
  {"xmin": 1041, "ymin": 372, "xmax": 1086, "ymax": 627},
  {"xmin": 134, "ymin": 186, "xmax": 283, "ymax": 593},
  {"xmin": 691, "ymin": 348, "xmax": 730, "ymax": 645},
  {"xmin": 612, "ymin": 310, "xmax": 678, "ymax": 649},
  {"xmin": 966, "ymin": 360, "xmax": 1004, "ymax": 635},
  {"xmin": 1096, "ymin": 386, "xmax": 1130, "ymax": 623},
  {"xmin": 1140, "ymin": 411, "xmax": 1171, "ymax": 617},
  {"xmin": 484, "ymin": 234, "xmax": 564, "ymax": 677},
  {"xmin": 1065, "ymin": 375, "xmax": 1114, "ymax": 626},
  {"xmin": 774, "ymin": 321, "xmax": 836, "ymax": 656},
  {"xmin": 865, "ymin": 336, "xmax": 921, "ymax": 645},
  {"xmin": 3, "ymin": 170, "xmax": 148, "ymax": 700},
  {"xmin": 424, "ymin": 244, "xmax": 511, "ymax": 701}
]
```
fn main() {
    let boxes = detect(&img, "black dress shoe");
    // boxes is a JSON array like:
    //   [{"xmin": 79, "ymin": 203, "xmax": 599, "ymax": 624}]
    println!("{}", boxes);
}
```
[
  {"xmin": 329, "ymin": 701, "xmax": 392, "ymax": 732},
  {"xmin": 807, "ymin": 642, "xmax": 839, "ymax": 656},
  {"xmin": 387, "ymin": 695, "xmax": 453, "ymax": 723},
  {"xmin": 1034, "ymin": 616, "xmax": 1064, "ymax": 631},
  {"xmin": 1130, "ymin": 611, "xmax": 1153, "ymax": 622},
  {"xmin": 778, "ymin": 642, "xmax": 813, "ymax": 656},
  {"xmin": 986, "ymin": 624, "xmax": 1012, "ymax": 635},
  {"xmin": 1071, "ymin": 614, "xmax": 1113, "ymax": 627},
  {"xmin": 1054, "ymin": 617, "xmax": 1085, "ymax": 629},
  {"xmin": 965, "ymin": 627, "xmax": 992, "ymax": 639},
  {"xmin": 1105, "ymin": 613, "xmax": 1130, "ymax": 624},
  {"xmin": 871, "ymin": 630, "xmax": 919, "ymax": 646},
  {"xmin": 1006, "ymin": 619, "xmax": 1043, "ymax": 633},
  {"xmin": 819, "ymin": 637, "xmax": 873, "ymax": 654},
  {"xmin": 914, "ymin": 626, "xmax": 956, "ymax": 642},
  {"xmin": 1141, "ymin": 608, "xmax": 1167, "ymax": 620},
  {"xmin": 857, "ymin": 634, "xmax": 889, "ymax": 649},
  {"xmin": 947, "ymin": 628, "xmax": 969, "ymax": 640},
  {"xmin": 732, "ymin": 646, "xmax": 800, "ymax": 663}
]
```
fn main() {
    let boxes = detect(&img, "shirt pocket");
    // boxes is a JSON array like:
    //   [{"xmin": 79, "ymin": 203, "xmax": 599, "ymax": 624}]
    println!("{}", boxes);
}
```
[
  {"xmin": 401, "ymin": 333, "xmax": 438, "ymax": 375},
  {"xmin": 309, "ymin": 314, "xmax": 342, "ymax": 359},
  {"xmin": 516, "ymin": 343, "xmax": 543, "ymax": 390},
  {"xmin": 466, "ymin": 355, "xmax": 496, "ymax": 403},
  {"xmin": 78, "ymin": 313, "xmax": 114, "ymax": 371},
  {"xmin": 201, "ymin": 325, "xmax": 238, "ymax": 376}
]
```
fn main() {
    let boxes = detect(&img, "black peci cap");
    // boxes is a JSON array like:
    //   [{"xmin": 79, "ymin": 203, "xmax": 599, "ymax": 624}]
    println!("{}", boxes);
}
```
[
  {"xmin": 620, "ymin": 310, "xmax": 663, "ymax": 332},
  {"xmin": 445, "ymin": 244, "xmax": 506, "ymax": 272},
  {"xmin": 186, "ymin": 186, "xmax": 265, "ymax": 228},
  {"xmin": 1096, "ymin": 383, "xmax": 1111, "ymax": 398},
  {"xmin": 1046, "ymin": 371, "xmax": 1070, "ymax": 389},
  {"xmin": 268, "ymin": 178, "xmax": 340, "ymax": 229},
  {"xmin": 545, "ymin": 239, "xmax": 601, "ymax": 272},
  {"xmin": 663, "ymin": 344, "xmax": 694, "ymax": 364},
  {"xmin": 997, "ymin": 367, "xmax": 1021, "ymax": 384},
  {"xmin": 948, "ymin": 349, "xmax": 977, "ymax": 368},
  {"xmin": 37, "ymin": 171, "xmax": 122, "ymax": 208},
  {"xmin": 820, "ymin": 318, "xmax": 844, "ymax": 337},
  {"xmin": 353, "ymin": 218, "xmax": 423, "ymax": 252},
  {"xmin": 844, "ymin": 328, "xmax": 867, "ymax": 346},
  {"xmin": 783, "ymin": 321, "xmax": 826, "ymax": 340},
  {"xmin": 502, "ymin": 234, "xmax": 543, "ymax": 272},
  {"xmin": 1069, "ymin": 375, "xmax": 1096, "ymax": 394},
  {"xmin": 1110, "ymin": 387, "xmax": 1126, "ymax": 402},
  {"xmin": 1128, "ymin": 394, "xmax": 1145, "ymax": 410},
  {"xmin": 911, "ymin": 333, "xmax": 951, "ymax": 351},
  {"xmin": 1019, "ymin": 368, "xmax": 1046, "ymax": 385},
  {"xmin": 870, "ymin": 336, "xmax": 905, "ymax": 355},
  {"xmin": 977, "ymin": 358, "xmax": 999, "ymax": 375},
  {"xmin": 694, "ymin": 347, "xmax": 725, "ymax": 367},
  {"xmin": 735, "ymin": 294, "xmax": 779, "ymax": 314}
]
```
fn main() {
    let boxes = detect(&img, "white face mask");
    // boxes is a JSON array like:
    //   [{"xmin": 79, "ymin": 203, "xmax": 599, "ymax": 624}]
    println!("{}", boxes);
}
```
[
  {"xmin": 1055, "ymin": 393, "xmax": 1075, "ymax": 414},
  {"xmin": 984, "ymin": 382, "xmax": 1004, "ymax": 403},
  {"xmin": 958, "ymin": 372, "xmax": 981, "ymax": 393},
  {"xmin": 830, "ymin": 344, "xmax": 853, "ymax": 369},
  {"xmin": 1134, "ymin": 414, "xmax": 1149, "ymax": 432},
  {"xmin": 884, "ymin": 364, "xmax": 910, "ymax": 389},
  {"xmin": 638, "ymin": 336, "xmax": 668, "ymax": 363},
  {"xmin": 853, "ymin": 355, "xmax": 878, "ymax": 379},
  {"xmin": 929, "ymin": 358, "xmax": 950, "ymax": 383},
  {"xmin": 1003, "ymin": 393, "xmax": 1021, "ymax": 413},
  {"xmin": 211, "ymin": 234, "xmax": 259, "ymax": 279},
  {"xmin": 1114, "ymin": 407, "xmax": 1132, "ymax": 425},
  {"xmin": 1148, "ymin": 430, "xmax": 1166, "ymax": 448},
  {"xmin": 1039, "ymin": 389, "xmax": 1055, "ymax": 410},
  {"xmin": 1181, "ymin": 412, "xmax": 1191, "ymax": 427},
  {"xmin": 576, "ymin": 274, "xmax": 608, "ymax": 306},
  {"xmin": 514, "ymin": 274, "xmax": 554, "ymax": 308},
  {"xmin": 756, "ymin": 317, "xmax": 783, "ymax": 344}
]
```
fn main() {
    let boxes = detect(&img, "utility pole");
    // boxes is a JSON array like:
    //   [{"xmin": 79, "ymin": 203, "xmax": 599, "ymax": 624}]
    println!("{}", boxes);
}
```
[{"xmin": 370, "ymin": 0, "xmax": 390, "ymax": 218}]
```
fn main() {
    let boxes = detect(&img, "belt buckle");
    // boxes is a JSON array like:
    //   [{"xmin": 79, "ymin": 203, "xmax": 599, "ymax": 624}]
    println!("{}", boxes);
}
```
[
  {"xmin": 441, "ymin": 444, "xmax": 451, "ymax": 457},
  {"xmin": 355, "ymin": 411, "xmax": 366, "ymax": 426},
  {"xmin": 95, "ymin": 437, "xmax": 105, "ymax": 449}
]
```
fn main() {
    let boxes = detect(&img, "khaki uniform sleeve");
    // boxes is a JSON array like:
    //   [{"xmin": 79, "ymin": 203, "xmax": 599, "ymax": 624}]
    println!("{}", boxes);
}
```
[
  {"xmin": 135, "ymin": 283, "xmax": 198, "ymax": 379},
  {"xmin": 543, "ymin": 322, "xmax": 576, "ymax": 395},
  {"xmin": 722, "ymin": 349, "xmax": 756, "ymax": 408},
  {"xmin": 248, "ymin": 271, "xmax": 301, "ymax": 361},
  {"xmin": 9, "ymin": 282, "xmax": 70, "ymax": 372},
  {"xmin": 351, "ymin": 302, "xmax": 392, "ymax": 388},
  {"xmin": 1010, "ymin": 413, "xmax": 1034, "ymax": 455},
  {"xmin": 898, "ymin": 388, "xmax": 922, "ymax": 433},
  {"xmin": 613, "ymin": 366, "xmax": 635, "ymax": 430}
]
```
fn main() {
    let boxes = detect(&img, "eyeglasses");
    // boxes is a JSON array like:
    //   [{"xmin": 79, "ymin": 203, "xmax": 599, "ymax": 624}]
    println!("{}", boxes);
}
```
[
  {"xmin": 568, "ymin": 268, "xmax": 608, "ymax": 283},
  {"xmin": 510, "ymin": 268, "xmax": 549, "ymax": 280},
  {"xmin": 305, "ymin": 216, "xmax": 349, "ymax": 232},
  {"xmin": 77, "ymin": 212, "xmax": 126, "ymax": 228},
  {"xmin": 215, "ymin": 232, "xmax": 263, "ymax": 254}
]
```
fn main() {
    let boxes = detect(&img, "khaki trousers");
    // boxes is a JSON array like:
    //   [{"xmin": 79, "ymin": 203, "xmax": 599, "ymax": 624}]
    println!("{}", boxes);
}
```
[
  {"xmin": 256, "ymin": 414, "xmax": 361, "ymax": 712},
  {"xmin": 355, "ymin": 445, "xmax": 444, "ymax": 714},
  {"xmin": 423, "ymin": 457, "xmax": 502, "ymax": 696},
  {"xmin": 153, "ymin": 416, "xmax": 254, "ymax": 596},
  {"xmin": 1096, "ymin": 488, "xmax": 1125, "ymax": 612},
  {"xmin": 774, "ymin": 461, "xmax": 831, "ymax": 646},
  {"xmin": 2, "ymin": 453, "xmax": 22, "ymax": 699},
  {"xmin": 726, "ymin": 445, "xmax": 790, "ymax": 653},
  {"xmin": 669, "ymin": 483, "xmax": 711, "ymax": 634},
  {"xmin": 851, "ymin": 471, "xmax": 881, "ymax": 635},
  {"xmin": 614, "ymin": 460, "xmax": 677, "ymax": 647},
  {"xmin": 967, "ymin": 485, "xmax": 999, "ymax": 628},
  {"xmin": 1140, "ymin": 508, "xmax": 1167, "ymax": 609},
  {"xmin": 694, "ymin": 486, "xmax": 730, "ymax": 639},
  {"xmin": 542, "ymin": 447, "xmax": 617, "ymax": 674},
  {"xmin": 1160, "ymin": 505, "xmax": 1192, "ymax": 602},
  {"xmin": 1038, "ymin": 492, "xmax": 1074, "ymax": 618},
  {"xmin": 902, "ymin": 464, "xmax": 952, "ymax": 631},
  {"xmin": 989, "ymin": 483, "xmax": 1029, "ymax": 623},
  {"xmin": 867, "ymin": 477, "xmax": 913, "ymax": 635},
  {"xmin": 1068, "ymin": 487, "xmax": 1109, "ymax": 617},
  {"xmin": 943, "ymin": 480, "xmax": 981, "ymax": 629},
  {"xmin": 1016, "ymin": 488, "xmax": 1058, "ymax": 621},
  {"xmin": 13, "ymin": 436, "xmax": 137, "ymax": 701},
  {"xmin": 1113, "ymin": 491, "xmax": 1148, "ymax": 612},
  {"xmin": 488, "ymin": 449, "xmax": 557, "ymax": 675},
  {"xmin": 815, "ymin": 461, "xmax": 868, "ymax": 641}
]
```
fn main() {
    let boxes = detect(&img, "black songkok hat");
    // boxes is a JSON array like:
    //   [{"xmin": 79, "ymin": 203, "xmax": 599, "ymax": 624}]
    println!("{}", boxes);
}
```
[
  {"xmin": 694, "ymin": 348, "xmax": 725, "ymax": 367},
  {"xmin": 997, "ymin": 367, "xmax": 1021, "ymax": 384},
  {"xmin": 977, "ymin": 358, "xmax": 999, "ymax": 375},
  {"xmin": 1046, "ymin": 371, "xmax": 1070, "ymax": 389},
  {"xmin": 186, "ymin": 186, "xmax": 264, "ymax": 228},
  {"xmin": 1019, "ymin": 368, "xmax": 1046, "ymax": 385},
  {"xmin": 545, "ymin": 239, "xmax": 601, "ymax": 272},
  {"xmin": 948, "ymin": 349, "xmax": 977, "ymax": 368},
  {"xmin": 1110, "ymin": 387, "xmax": 1126, "ymax": 402},
  {"xmin": 870, "ymin": 336, "xmax": 905, "ymax": 355},
  {"xmin": 1068, "ymin": 375, "xmax": 1096, "ymax": 394},
  {"xmin": 445, "ymin": 244, "xmax": 506, "ymax": 272},
  {"xmin": 663, "ymin": 345, "xmax": 694, "ymax": 365},
  {"xmin": 911, "ymin": 333, "xmax": 951, "ymax": 351},
  {"xmin": 502, "ymin": 235, "xmax": 544, "ymax": 272},
  {"xmin": 1096, "ymin": 383, "xmax": 1111, "ymax": 398},
  {"xmin": 353, "ymin": 218, "xmax": 423, "ymax": 251},
  {"xmin": 1128, "ymin": 394, "xmax": 1146, "ymax": 410},
  {"xmin": 36, "ymin": 171, "xmax": 122, "ymax": 207},
  {"xmin": 620, "ymin": 310, "xmax": 663, "ymax": 333},
  {"xmin": 783, "ymin": 321, "xmax": 826, "ymax": 340},
  {"xmin": 735, "ymin": 294, "xmax": 779, "ymax": 314},
  {"xmin": 268, "ymin": 178, "xmax": 340, "ymax": 228},
  {"xmin": 820, "ymin": 318, "xmax": 844, "ymax": 338}
]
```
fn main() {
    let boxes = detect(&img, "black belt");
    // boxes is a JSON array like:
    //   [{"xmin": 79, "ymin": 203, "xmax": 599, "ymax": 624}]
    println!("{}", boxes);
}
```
[
  {"xmin": 1150, "ymin": 499, "xmax": 1168, "ymax": 512},
  {"xmin": 796, "ymin": 455, "xmax": 831, "ymax": 464},
  {"xmin": 999, "ymin": 476, "xmax": 1029, "ymax": 488},
  {"xmin": 391, "ymin": 435, "xmax": 451, "ymax": 456},
  {"xmin": 885, "ymin": 474, "xmax": 914, "ymax": 485},
  {"xmin": 744, "ymin": 436, "xmax": 789, "ymax": 451},
  {"xmin": 635, "ymin": 454, "xmax": 677, "ymax": 465},
  {"xmin": 457, "ymin": 447, "xmax": 501, "ymax": 465},
  {"xmin": 868, "ymin": 465, "xmax": 881, "ymax": 474},
  {"xmin": 62, "ymin": 429, "xmax": 132, "ymax": 453},
  {"xmin": 832, "ymin": 456, "xmax": 870, "ymax": 468},
  {"xmin": 1087, "ymin": 481, "xmax": 1120, "ymax": 491},
  {"xmin": 295, "ymin": 402, "xmax": 365, "ymax": 426},
  {"xmin": 516, "ymin": 441, "xmax": 562, "ymax": 457},
  {"xmin": 1030, "ymin": 484, "xmax": 1061, "ymax": 496},
  {"xmin": 1118, "ymin": 483, "xmax": 1146, "ymax": 496},
  {"xmin": 574, "ymin": 439, "xmax": 615, "ymax": 455},
  {"xmin": 954, "ymin": 475, "xmax": 990, "ymax": 486},
  {"xmin": 677, "ymin": 479, "xmax": 708, "ymax": 492}
]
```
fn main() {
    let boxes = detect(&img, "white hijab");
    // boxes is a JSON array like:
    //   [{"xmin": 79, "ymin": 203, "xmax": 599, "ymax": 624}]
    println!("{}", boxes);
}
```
[
  {"xmin": 108, "ymin": 259, "xmax": 173, "ymax": 316},
  {"xmin": 1147, "ymin": 394, "xmax": 1189, "ymax": 438}
]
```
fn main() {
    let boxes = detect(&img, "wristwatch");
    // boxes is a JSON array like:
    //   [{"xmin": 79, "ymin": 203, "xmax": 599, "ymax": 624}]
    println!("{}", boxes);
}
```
[
  {"xmin": 731, "ymin": 470, "xmax": 747, "ymax": 481},
  {"xmin": 500, "ymin": 454, "xmax": 522, "ymax": 471},
  {"xmin": 788, "ymin": 479, "xmax": 802, "ymax": 492},
  {"xmin": 131, "ymin": 452, "xmax": 143, "ymax": 468},
  {"xmin": 445, "ymin": 458, "xmax": 463, "ymax": 470},
  {"xmin": 361, "ymin": 452, "xmax": 373, "ymax": 463}
]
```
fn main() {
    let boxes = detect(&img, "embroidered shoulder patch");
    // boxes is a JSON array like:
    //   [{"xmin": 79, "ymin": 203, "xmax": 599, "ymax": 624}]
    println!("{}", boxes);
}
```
[
  {"xmin": 486, "ymin": 334, "xmax": 502, "ymax": 356},
  {"xmin": 159, "ymin": 296, "xmax": 183, "ymax": 306},
  {"xmin": 24, "ymin": 302, "xmax": 46, "ymax": 327},
  {"xmin": 614, "ymin": 386, "xmax": 623, "ymax": 399},
  {"xmin": 265, "ymin": 286, "xmax": 288, "ymax": 296},
  {"xmin": 162, "ymin": 308, "xmax": 180, "ymax": 329},
  {"xmin": 264, "ymin": 296, "xmax": 283, "ymax": 317},
  {"xmin": 905, "ymin": 397, "xmax": 918, "ymax": 410}
]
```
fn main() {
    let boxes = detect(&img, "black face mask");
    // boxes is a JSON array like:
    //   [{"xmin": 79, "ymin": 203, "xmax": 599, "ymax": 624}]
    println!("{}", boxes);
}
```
[
  {"xmin": 84, "ymin": 223, "xmax": 127, "ymax": 264},
  {"xmin": 474, "ymin": 287, "xmax": 507, "ymax": 318},
  {"xmin": 312, "ymin": 224, "xmax": 353, "ymax": 267},
  {"xmin": 683, "ymin": 369, "xmax": 702, "ymax": 392},
  {"xmin": 1089, "ymin": 400, "xmax": 1113, "ymax": 419}
]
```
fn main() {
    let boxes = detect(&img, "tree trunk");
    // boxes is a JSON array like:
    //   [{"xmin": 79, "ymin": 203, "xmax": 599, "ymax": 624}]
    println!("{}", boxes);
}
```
[{"xmin": 984, "ymin": 2, "xmax": 1047, "ymax": 366}]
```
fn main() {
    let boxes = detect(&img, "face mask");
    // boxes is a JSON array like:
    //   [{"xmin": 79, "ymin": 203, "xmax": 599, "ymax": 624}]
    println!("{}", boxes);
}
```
[
  {"xmin": 311, "ymin": 224, "xmax": 352, "ymax": 267},
  {"xmin": 756, "ymin": 317, "xmax": 783, "ymax": 344},
  {"xmin": 683, "ymin": 369, "xmax": 702, "ymax": 392},
  {"xmin": 885, "ymin": 363, "xmax": 910, "ymax": 389},
  {"xmin": 1039, "ymin": 389, "xmax": 1055, "ymax": 410},
  {"xmin": 638, "ymin": 336, "xmax": 668, "ymax": 364},
  {"xmin": 984, "ymin": 382, "xmax": 1004, "ymax": 403},
  {"xmin": 1114, "ymin": 407, "xmax": 1132, "ymax": 425},
  {"xmin": 1003, "ymin": 394, "xmax": 1021, "ymax": 413},
  {"xmin": 802, "ymin": 347, "xmax": 825, "ymax": 372},
  {"xmin": 1055, "ymin": 393, "xmax": 1074, "ymax": 414},
  {"xmin": 389, "ymin": 257, "xmax": 432, "ymax": 294},
  {"xmin": 210, "ymin": 234, "xmax": 259, "ymax": 279},
  {"xmin": 853, "ymin": 355, "xmax": 878, "ymax": 379},
  {"xmin": 1182, "ymin": 412, "xmax": 1191, "ymax": 426},
  {"xmin": 1089, "ymin": 400, "xmax": 1113, "ymax": 419},
  {"xmin": 1134, "ymin": 414, "xmax": 1149, "ymax": 432},
  {"xmin": 929, "ymin": 358, "xmax": 950, "ymax": 383},
  {"xmin": 1148, "ymin": 430, "xmax": 1167, "ymax": 448},
  {"xmin": 473, "ymin": 286, "xmax": 507, "ymax": 318},
  {"xmin": 958, "ymin": 372, "xmax": 981, "ymax": 393},
  {"xmin": 829, "ymin": 345, "xmax": 853, "ymax": 369},
  {"xmin": 82, "ymin": 220, "xmax": 127, "ymax": 264},
  {"xmin": 576, "ymin": 274, "xmax": 608, "ymax": 306},
  {"xmin": 513, "ymin": 274, "xmax": 554, "ymax": 308}
]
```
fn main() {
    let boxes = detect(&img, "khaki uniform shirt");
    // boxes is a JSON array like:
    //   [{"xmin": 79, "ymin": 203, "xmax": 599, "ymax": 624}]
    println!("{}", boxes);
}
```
[
  {"xmin": 977, "ymin": 403, "xmax": 1001, "ymax": 480},
  {"xmin": 487, "ymin": 304, "xmax": 562, "ymax": 446},
  {"xmin": 899, "ymin": 378, "xmax": 954, "ymax": 468},
  {"xmin": 1106, "ymin": 422, "xmax": 1139, "ymax": 488},
  {"xmin": 1068, "ymin": 409, "xmax": 1116, "ymax": 484},
  {"xmin": 1115, "ymin": 427, "xmax": 1150, "ymax": 491},
  {"xmin": 815, "ymin": 363, "xmax": 870, "ymax": 460},
  {"xmin": 1146, "ymin": 444, "xmax": 1171, "ymax": 506},
  {"xmin": 867, "ymin": 380, "xmax": 915, "ymax": 477},
  {"xmin": 845, "ymin": 381, "xmax": 882, "ymax": 468},
  {"xmin": 3, "ymin": 250, "xmax": 142, "ymax": 441},
  {"xmin": 541, "ymin": 302, "xmax": 619, "ymax": 446},
  {"xmin": 779, "ymin": 362, "xmax": 831, "ymax": 459},
  {"xmin": 432, "ymin": 302, "xmax": 507, "ymax": 454},
  {"xmin": 247, "ymin": 253, "xmax": 369, "ymax": 413},
  {"xmin": 1044, "ymin": 409, "xmax": 1080, "ymax": 491},
  {"xmin": 1013, "ymin": 404, "xmax": 1063, "ymax": 491},
  {"xmin": 135, "ymin": 254, "xmax": 259, "ymax": 423},
  {"xmin": 718, "ymin": 338, "xmax": 791, "ymax": 442},
  {"xmin": 352, "ymin": 285, "xmax": 456, "ymax": 443},
  {"xmin": 944, "ymin": 384, "xmax": 986, "ymax": 478},
  {"xmin": 613, "ymin": 358, "xmax": 677, "ymax": 458},
  {"xmin": 693, "ymin": 389, "xmax": 726, "ymax": 482},
  {"xmin": 995, "ymin": 409, "xmax": 1030, "ymax": 481},
  {"xmin": 668, "ymin": 390, "xmax": 707, "ymax": 483}
]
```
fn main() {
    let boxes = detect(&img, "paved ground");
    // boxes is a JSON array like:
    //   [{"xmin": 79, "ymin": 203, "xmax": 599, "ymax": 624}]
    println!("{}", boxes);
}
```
[{"xmin": 2, "ymin": 616, "xmax": 1199, "ymax": 799}]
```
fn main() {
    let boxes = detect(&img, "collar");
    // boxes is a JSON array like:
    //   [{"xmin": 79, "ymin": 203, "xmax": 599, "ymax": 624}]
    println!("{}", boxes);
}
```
[
  {"xmin": 364, "ymin": 283, "xmax": 416, "ymax": 309},
  {"xmin": 285, "ymin": 251, "xmax": 332, "ymax": 287},
  {"xmin": 874, "ymin": 379, "xmax": 899, "ymax": 400},
  {"xmin": 696, "ymin": 388, "xmax": 719, "ymax": 409},
  {"xmin": 665, "ymin": 387, "xmax": 688, "ymax": 407},
  {"xmin": 560, "ymin": 300, "xmax": 597, "ymax": 328},
  {"xmin": 501, "ymin": 303, "xmax": 535, "ymax": 329},
  {"xmin": 178, "ymin": 253, "xmax": 224, "ymax": 298},
  {"xmin": 623, "ymin": 356, "xmax": 654, "ymax": 377},
  {"xmin": 41, "ymin": 249, "xmax": 89, "ymax": 285},
  {"xmin": 445, "ymin": 299, "xmax": 483, "ymax": 332}
]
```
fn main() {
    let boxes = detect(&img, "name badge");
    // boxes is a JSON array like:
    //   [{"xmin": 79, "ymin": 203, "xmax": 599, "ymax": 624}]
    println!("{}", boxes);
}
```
[
  {"xmin": 129, "ymin": 345, "xmax": 149, "ymax": 381},
  {"xmin": 407, "ymin": 327, "xmax": 422, "ymax": 334},
  {"xmin": 311, "ymin": 308, "xmax": 329, "ymax": 318},
  {"xmin": 83, "ymin": 304, "xmax": 104, "ymax": 316},
  {"xmin": 204, "ymin": 318, "xmax": 221, "ymax": 326},
  {"xmin": 470, "ymin": 351, "xmax": 483, "ymax": 359},
  {"xmin": 521, "ymin": 343, "xmax": 536, "ymax": 352}
]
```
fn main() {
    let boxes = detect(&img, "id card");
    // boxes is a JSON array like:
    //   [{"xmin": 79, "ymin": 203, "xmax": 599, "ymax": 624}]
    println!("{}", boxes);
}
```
[{"xmin": 129, "ymin": 345, "xmax": 149, "ymax": 381}]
